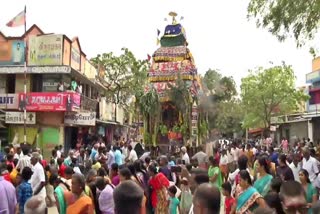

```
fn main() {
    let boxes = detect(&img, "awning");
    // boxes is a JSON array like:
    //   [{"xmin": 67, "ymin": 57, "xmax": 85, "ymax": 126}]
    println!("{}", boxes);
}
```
[
  {"xmin": 96, "ymin": 119, "xmax": 119, "ymax": 125},
  {"xmin": 303, "ymin": 114, "xmax": 320, "ymax": 119},
  {"xmin": 248, "ymin": 128, "xmax": 263, "ymax": 134},
  {"xmin": 283, "ymin": 118, "xmax": 310, "ymax": 124},
  {"xmin": 71, "ymin": 70, "xmax": 107, "ymax": 92}
]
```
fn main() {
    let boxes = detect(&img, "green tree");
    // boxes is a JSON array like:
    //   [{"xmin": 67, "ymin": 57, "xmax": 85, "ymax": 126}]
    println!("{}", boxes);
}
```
[
  {"xmin": 91, "ymin": 48, "xmax": 149, "ymax": 107},
  {"xmin": 247, "ymin": 0, "xmax": 320, "ymax": 47},
  {"xmin": 215, "ymin": 99, "xmax": 244, "ymax": 136},
  {"xmin": 241, "ymin": 62, "xmax": 309, "ymax": 129},
  {"xmin": 201, "ymin": 69, "xmax": 237, "ymax": 131}
]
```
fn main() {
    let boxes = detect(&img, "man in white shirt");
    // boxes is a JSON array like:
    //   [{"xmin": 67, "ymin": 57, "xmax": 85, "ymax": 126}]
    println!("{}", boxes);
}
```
[
  {"xmin": 191, "ymin": 146, "xmax": 207, "ymax": 167},
  {"xmin": 16, "ymin": 147, "xmax": 31, "ymax": 172},
  {"xmin": 30, "ymin": 152, "xmax": 46, "ymax": 199},
  {"xmin": 302, "ymin": 147, "xmax": 319, "ymax": 186},
  {"xmin": 227, "ymin": 146, "xmax": 234, "ymax": 172},
  {"xmin": 106, "ymin": 145, "xmax": 115, "ymax": 174},
  {"xmin": 127, "ymin": 145, "xmax": 138, "ymax": 163},
  {"xmin": 231, "ymin": 143, "xmax": 239, "ymax": 163},
  {"xmin": 289, "ymin": 153, "xmax": 302, "ymax": 182},
  {"xmin": 181, "ymin": 146, "xmax": 190, "ymax": 165},
  {"xmin": 13, "ymin": 146, "xmax": 23, "ymax": 160}
]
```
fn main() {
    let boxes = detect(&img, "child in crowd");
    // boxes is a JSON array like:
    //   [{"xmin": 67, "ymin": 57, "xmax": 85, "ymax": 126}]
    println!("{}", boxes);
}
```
[
  {"xmin": 17, "ymin": 167, "xmax": 33, "ymax": 214},
  {"xmin": 180, "ymin": 177, "xmax": 193, "ymax": 214},
  {"xmin": 222, "ymin": 182, "xmax": 235, "ymax": 214},
  {"xmin": 168, "ymin": 185, "xmax": 180, "ymax": 214},
  {"xmin": 111, "ymin": 163, "xmax": 120, "ymax": 186}
]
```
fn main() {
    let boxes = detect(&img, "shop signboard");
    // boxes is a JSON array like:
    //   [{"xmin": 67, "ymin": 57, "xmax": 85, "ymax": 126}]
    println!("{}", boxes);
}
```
[
  {"xmin": 5, "ymin": 111, "xmax": 36, "ymax": 124},
  {"xmin": 64, "ymin": 111, "xmax": 96, "ymax": 126},
  {"xmin": 18, "ymin": 92, "xmax": 80, "ymax": 112},
  {"xmin": 0, "ymin": 40, "xmax": 25, "ymax": 65},
  {"xmin": 0, "ymin": 65, "xmax": 71, "ymax": 74},
  {"xmin": 71, "ymin": 47, "xmax": 80, "ymax": 71},
  {"xmin": 28, "ymin": 34, "xmax": 63, "ymax": 66},
  {"xmin": 0, "ymin": 94, "xmax": 19, "ymax": 109},
  {"xmin": 306, "ymin": 71, "xmax": 320, "ymax": 83},
  {"xmin": 84, "ymin": 60, "xmax": 97, "ymax": 79}
]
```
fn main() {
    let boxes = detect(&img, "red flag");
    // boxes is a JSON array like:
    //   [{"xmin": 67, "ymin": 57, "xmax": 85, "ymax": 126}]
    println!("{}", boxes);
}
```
[
  {"xmin": 147, "ymin": 54, "xmax": 151, "ymax": 61},
  {"xmin": 6, "ymin": 8, "xmax": 26, "ymax": 27}
]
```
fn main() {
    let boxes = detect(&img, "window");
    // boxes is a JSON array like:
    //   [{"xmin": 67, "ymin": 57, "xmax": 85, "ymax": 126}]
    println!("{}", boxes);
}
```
[
  {"xmin": 309, "ymin": 91, "xmax": 320, "ymax": 105},
  {"xmin": 7, "ymin": 74, "xmax": 15, "ymax": 93}
]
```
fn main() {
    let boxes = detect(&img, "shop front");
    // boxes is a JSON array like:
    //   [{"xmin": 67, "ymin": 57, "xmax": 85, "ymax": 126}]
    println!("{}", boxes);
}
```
[
  {"xmin": 6, "ymin": 91, "xmax": 81, "ymax": 159},
  {"xmin": 64, "ymin": 111, "xmax": 96, "ymax": 151},
  {"xmin": 0, "ymin": 93, "xmax": 20, "ymax": 147}
]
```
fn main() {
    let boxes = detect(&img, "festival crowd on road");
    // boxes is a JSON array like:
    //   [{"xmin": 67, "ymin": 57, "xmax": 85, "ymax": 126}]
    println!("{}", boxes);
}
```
[{"xmin": 1, "ymin": 137, "xmax": 320, "ymax": 214}]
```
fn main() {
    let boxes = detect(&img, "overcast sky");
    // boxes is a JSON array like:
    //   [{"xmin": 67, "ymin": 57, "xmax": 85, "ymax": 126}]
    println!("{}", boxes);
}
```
[{"xmin": 0, "ymin": 0, "xmax": 313, "ymax": 88}]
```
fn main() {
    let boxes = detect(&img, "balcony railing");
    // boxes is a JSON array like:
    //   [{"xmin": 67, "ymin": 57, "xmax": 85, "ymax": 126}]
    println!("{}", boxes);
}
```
[{"xmin": 80, "ymin": 95, "xmax": 98, "ymax": 112}]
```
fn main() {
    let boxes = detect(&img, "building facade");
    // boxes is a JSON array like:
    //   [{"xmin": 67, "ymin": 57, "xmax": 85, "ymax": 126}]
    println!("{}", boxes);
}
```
[{"xmin": 0, "ymin": 25, "xmax": 128, "ymax": 158}]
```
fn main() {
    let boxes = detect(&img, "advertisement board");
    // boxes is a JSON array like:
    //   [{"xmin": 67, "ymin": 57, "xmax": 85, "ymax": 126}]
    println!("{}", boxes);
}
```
[
  {"xmin": 0, "ymin": 93, "xmax": 19, "ymax": 109},
  {"xmin": 5, "ymin": 112, "xmax": 36, "ymax": 124},
  {"xmin": 0, "ymin": 40, "xmax": 25, "ymax": 65},
  {"xmin": 84, "ymin": 60, "xmax": 97, "ymax": 79},
  {"xmin": 19, "ymin": 92, "xmax": 80, "ymax": 112},
  {"xmin": 0, "ymin": 66, "xmax": 71, "ymax": 74},
  {"xmin": 306, "ymin": 71, "xmax": 320, "ymax": 83},
  {"xmin": 71, "ymin": 47, "xmax": 80, "ymax": 71},
  {"xmin": 28, "ymin": 34, "xmax": 63, "ymax": 66},
  {"xmin": 64, "ymin": 111, "xmax": 96, "ymax": 126}
]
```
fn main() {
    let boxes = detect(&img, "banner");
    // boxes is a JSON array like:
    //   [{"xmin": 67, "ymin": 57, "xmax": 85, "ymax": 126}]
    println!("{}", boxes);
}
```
[
  {"xmin": 41, "ymin": 127, "xmax": 60, "ymax": 159},
  {"xmin": 64, "ymin": 112, "xmax": 96, "ymax": 126},
  {"xmin": 84, "ymin": 60, "xmax": 97, "ymax": 79},
  {"xmin": 0, "ymin": 94, "xmax": 19, "ymax": 109},
  {"xmin": 0, "ymin": 65, "xmax": 71, "ymax": 74},
  {"xmin": 5, "ymin": 112, "xmax": 36, "ymax": 124},
  {"xmin": 71, "ymin": 47, "xmax": 80, "ymax": 71},
  {"xmin": 0, "ymin": 40, "xmax": 25, "ymax": 65},
  {"xmin": 19, "ymin": 92, "xmax": 80, "ymax": 111},
  {"xmin": 28, "ymin": 34, "xmax": 63, "ymax": 66}
]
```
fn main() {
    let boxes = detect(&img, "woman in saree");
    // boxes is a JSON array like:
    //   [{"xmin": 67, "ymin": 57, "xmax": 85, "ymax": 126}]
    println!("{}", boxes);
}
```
[
  {"xmin": 64, "ymin": 173, "xmax": 94, "ymax": 214},
  {"xmin": 208, "ymin": 156, "xmax": 223, "ymax": 189},
  {"xmin": 299, "ymin": 169, "xmax": 318, "ymax": 214},
  {"xmin": 253, "ymin": 155, "xmax": 273, "ymax": 196},
  {"xmin": 49, "ymin": 173, "xmax": 71, "ymax": 214},
  {"xmin": 148, "ymin": 164, "xmax": 170, "ymax": 214},
  {"xmin": 232, "ymin": 170, "xmax": 266, "ymax": 214}
]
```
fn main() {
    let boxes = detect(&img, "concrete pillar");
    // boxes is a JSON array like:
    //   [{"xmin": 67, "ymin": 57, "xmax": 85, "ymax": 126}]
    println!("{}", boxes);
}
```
[{"xmin": 308, "ymin": 120, "xmax": 314, "ymax": 142}]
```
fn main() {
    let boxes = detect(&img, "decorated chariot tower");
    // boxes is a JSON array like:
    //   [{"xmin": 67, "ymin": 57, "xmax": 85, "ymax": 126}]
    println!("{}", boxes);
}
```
[{"xmin": 145, "ymin": 12, "xmax": 201, "ymax": 149}]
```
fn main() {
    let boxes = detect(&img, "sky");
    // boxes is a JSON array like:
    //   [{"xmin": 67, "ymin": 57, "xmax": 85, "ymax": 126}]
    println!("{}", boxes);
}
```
[{"xmin": 0, "ymin": 0, "xmax": 313, "ymax": 89}]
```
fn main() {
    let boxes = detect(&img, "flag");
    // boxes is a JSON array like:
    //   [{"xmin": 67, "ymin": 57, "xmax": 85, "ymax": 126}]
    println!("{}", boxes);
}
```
[
  {"xmin": 157, "ymin": 29, "xmax": 160, "ymax": 36},
  {"xmin": 147, "ymin": 54, "xmax": 151, "ymax": 61},
  {"xmin": 164, "ymin": 18, "xmax": 168, "ymax": 22},
  {"xmin": 180, "ymin": 16, "xmax": 184, "ymax": 21},
  {"xmin": 6, "ymin": 8, "xmax": 26, "ymax": 27},
  {"xmin": 156, "ymin": 38, "xmax": 160, "ymax": 46}
]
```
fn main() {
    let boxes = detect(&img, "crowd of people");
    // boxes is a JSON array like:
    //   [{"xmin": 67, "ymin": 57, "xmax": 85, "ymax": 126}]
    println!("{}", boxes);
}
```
[{"xmin": 1, "ymin": 137, "xmax": 320, "ymax": 214}]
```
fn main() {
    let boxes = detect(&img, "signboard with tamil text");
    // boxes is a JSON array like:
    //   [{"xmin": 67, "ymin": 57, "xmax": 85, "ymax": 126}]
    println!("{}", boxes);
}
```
[
  {"xmin": 71, "ymin": 47, "xmax": 80, "ymax": 71},
  {"xmin": 0, "ymin": 66, "xmax": 71, "ymax": 74},
  {"xmin": 28, "ymin": 34, "xmax": 63, "ymax": 66},
  {"xmin": 18, "ymin": 92, "xmax": 80, "ymax": 112},
  {"xmin": 0, "ymin": 94, "xmax": 19, "ymax": 109},
  {"xmin": 5, "ymin": 112, "xmax": 36, "ymax": 124},
  {"xmin": 64, "ymin": 112, "xmax": 96, "ymax": 126}
]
